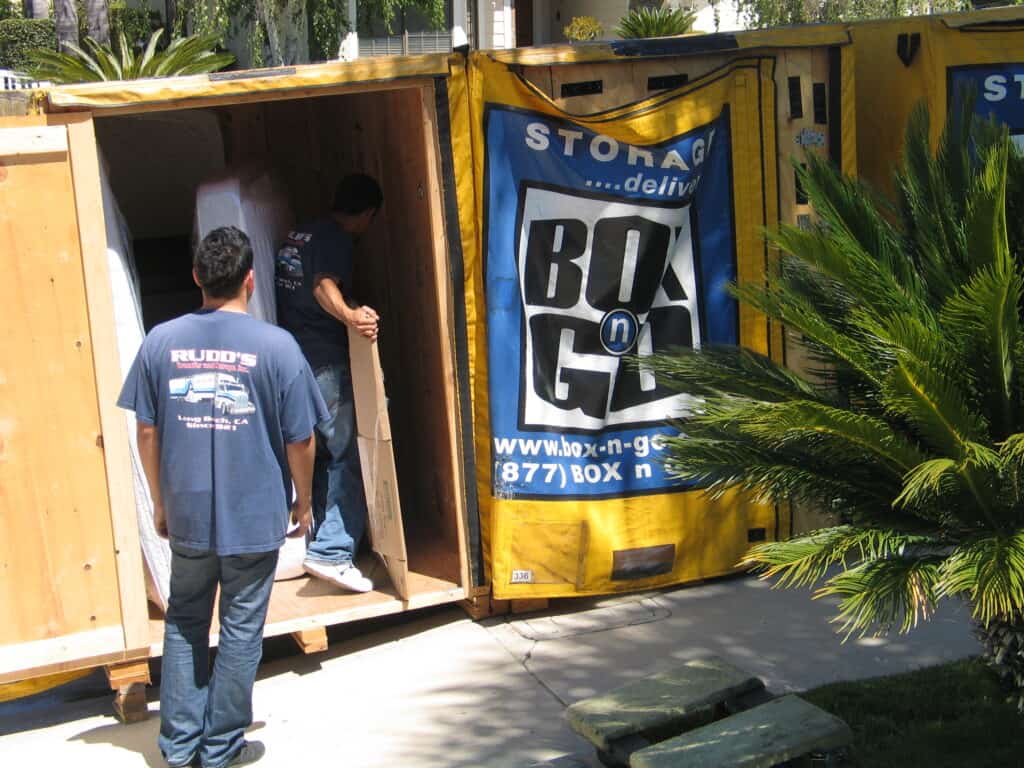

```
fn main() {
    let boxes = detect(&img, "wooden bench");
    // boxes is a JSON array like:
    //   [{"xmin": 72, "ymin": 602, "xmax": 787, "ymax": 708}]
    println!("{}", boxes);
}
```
[
  {"xmin": 566, "ymin": 657, "xmax": 770, "ymax": 767},
  {"xmin": 630, "ymin": 694, "xmax": 852, "ymax": 768}
]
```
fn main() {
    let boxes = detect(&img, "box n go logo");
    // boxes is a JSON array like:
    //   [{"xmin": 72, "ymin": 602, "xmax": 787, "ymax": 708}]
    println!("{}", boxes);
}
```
[{"xmin": 516, "ymin": 186, "xmax": 703, "ymax": 433}]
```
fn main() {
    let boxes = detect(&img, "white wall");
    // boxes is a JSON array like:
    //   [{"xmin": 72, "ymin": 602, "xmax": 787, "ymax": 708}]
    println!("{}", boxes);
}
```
[{"xmin": 688, "ymin": 0, "xmax": 746, "ymax": 33}]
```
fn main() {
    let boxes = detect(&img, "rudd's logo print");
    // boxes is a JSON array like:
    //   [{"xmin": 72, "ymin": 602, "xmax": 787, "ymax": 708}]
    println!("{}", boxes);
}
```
[{"xmin": 169, "ymin": 373, "xmax": 256, "ymax": 416}]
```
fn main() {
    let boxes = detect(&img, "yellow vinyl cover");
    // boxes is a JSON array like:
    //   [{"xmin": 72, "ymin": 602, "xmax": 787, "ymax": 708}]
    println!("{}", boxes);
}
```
[
  {"xmin": 455, "ymin": 51, "xmax": 787, "ymax": 599},
  {"xmin": 847, "ymin": 7, "xmax": 1024, "ymax": 194},
  {"xmin": 45, "ymin": 53, "xmax": 452, "ymax": 111}
]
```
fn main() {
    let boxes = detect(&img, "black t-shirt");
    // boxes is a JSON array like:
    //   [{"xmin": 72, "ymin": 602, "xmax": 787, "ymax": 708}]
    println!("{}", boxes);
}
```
[{"xmin": 274, "ymin": 217, "xmax": 353, "ymax": 371}]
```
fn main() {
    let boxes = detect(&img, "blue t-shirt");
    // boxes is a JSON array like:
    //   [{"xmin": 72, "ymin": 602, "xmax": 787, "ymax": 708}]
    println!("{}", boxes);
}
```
[
  {"xmin": 117, "ymin": 309, "xmax": 330, "ymax": 556},
  {"xmin": 274, "ymin": 217, "xmax": 354, "ymax": 371}
]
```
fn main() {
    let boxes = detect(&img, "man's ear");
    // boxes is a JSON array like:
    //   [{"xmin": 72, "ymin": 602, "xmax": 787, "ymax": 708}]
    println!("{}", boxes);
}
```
[{"xmin": 193, "ymin": 268, "xmax": 202, "ymax": 288}]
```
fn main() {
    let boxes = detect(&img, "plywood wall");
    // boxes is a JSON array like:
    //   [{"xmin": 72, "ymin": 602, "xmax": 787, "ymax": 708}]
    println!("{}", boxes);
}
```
[{"xmin": 0, "ymin": 122, "xmax": 124, "ymax": 650}]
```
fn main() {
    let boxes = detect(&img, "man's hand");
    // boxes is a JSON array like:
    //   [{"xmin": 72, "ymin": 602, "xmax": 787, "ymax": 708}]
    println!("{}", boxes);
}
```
[
  {"xmin": 153, "ymin": 501, "xmax": 169, "ymax": 539},
  {"xmin": 288, "ymin": 500, "xmax": 312, "ymax": 539},
  {"xmin": 347, "ymin": 305, "xmax": 379, "ymax": 342}
]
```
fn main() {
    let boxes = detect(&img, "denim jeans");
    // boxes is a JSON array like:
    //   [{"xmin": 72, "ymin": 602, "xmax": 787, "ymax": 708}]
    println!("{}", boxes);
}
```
[
  {"xmin": 159, "ymin": 544, "xmax": 279, "ymax": 768},
  {"xmin": 304, "ymin": 363, "xmax": 368, "ymax": 565}
]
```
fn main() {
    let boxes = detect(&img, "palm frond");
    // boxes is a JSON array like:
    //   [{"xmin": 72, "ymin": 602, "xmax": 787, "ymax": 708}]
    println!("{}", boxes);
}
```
[
  {"xmin": 893, "ymin": 458, "xmax": 959, "ymax": 510},
  {"xmin": 817, "ymin": 555, "xmax": 942, "ymax": 637},
  {"xmin": 742, "ymin": 526, "xmax": 938, "ymax": 590},
  {"xmin": 640, "ymin": 346, "xmax": 825, "ymax": 403},
  {"xmin": 938, "ymin": 530, "xmax": 1024, "ymax": 626},
  {"xmin": 26, "ymin": 30, "xmax": 232, "ymax": 84},
  {"xmin": 883, "ymin": 354, "xmax": 987, "ymax": 456},
  {"xmin": 718, "ymin": 400, "xmax": 926, "ymax": 474},
  {"xmin": 941, "ymin": 261, "xmax": 1023, "ymax": 439},
  {"xmin": 732, "ymin": 280, "xmax": 885, "ymax": 389}
]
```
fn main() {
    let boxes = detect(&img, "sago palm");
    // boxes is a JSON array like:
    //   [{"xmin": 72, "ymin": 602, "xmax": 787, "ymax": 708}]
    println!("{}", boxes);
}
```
[
  {"xmin": 644, "ymin": 103, "xmax": 1024, "ymax": 708},
  {"xmin": 615, "ymin": 6, "xmax": 696, "ymax": 39},
  {"xmin": 29, "ymin": 28, "xmax": 234, "ymax": 84}
]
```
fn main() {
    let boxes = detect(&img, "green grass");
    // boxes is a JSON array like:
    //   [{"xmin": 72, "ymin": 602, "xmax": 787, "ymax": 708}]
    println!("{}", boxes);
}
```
[{"xmin": 803, "ymin": 658, "xmax": 1024, "ymax": 767}]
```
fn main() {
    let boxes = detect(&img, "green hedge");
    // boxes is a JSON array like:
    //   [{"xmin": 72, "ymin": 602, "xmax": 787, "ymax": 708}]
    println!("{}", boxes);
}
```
[
  {"xmin": 0, "ymin": 2, "xmax": 20, "ymax": 23},
  {"xmin": 0, "ymin": 18, "xmax": 56, "ymax": 73}
]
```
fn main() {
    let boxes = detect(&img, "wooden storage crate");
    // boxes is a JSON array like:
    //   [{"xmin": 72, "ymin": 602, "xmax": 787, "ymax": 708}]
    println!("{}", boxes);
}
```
[{"xmin": 0, "ymin": 56, "xmax": 481, "ymax": 714}]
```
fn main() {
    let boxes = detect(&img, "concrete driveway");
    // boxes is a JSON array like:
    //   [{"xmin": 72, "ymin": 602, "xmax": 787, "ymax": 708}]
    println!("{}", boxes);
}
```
[{"xmin": 0, "ymin": 574, "xmax": 980, "ymax": 767}]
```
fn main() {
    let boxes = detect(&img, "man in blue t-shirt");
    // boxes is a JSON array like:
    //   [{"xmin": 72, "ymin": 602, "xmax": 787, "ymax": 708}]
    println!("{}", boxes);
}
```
[
  {"xmin": 274, "ymin": 174, "xmax": 382, "ymax": 593},
  {"xmin": 119, "ymin": 227, "xmax": 328, "ymax": 768}
]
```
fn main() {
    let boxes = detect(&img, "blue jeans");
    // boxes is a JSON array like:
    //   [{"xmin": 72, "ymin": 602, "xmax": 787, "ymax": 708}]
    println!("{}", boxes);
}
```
[
  {"xmin": 159, "ymin": 544, "xmax": 278, "ymax": 768},
  {"xmin": 305, "ymin": 363, "xmax": 368, "ymax": 565}
]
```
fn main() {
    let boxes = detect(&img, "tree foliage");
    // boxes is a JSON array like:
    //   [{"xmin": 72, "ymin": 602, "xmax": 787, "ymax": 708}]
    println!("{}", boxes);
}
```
[
  {"xmin": 734, "ymin": 0, "xmax": 973, "ymax": 28},
  {"xmin": 643, "ymin": 101, "xmax": 1024, "ymax": 707},
  {"xmin": 0, "ymin": 16, "xmax": 54, "ymax": 71}
]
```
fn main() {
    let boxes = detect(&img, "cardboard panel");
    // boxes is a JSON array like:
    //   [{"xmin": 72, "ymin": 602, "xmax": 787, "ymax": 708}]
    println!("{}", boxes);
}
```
[{"xmin": 348, "ymin": 330, "xmax": 408, "ymax": 599}]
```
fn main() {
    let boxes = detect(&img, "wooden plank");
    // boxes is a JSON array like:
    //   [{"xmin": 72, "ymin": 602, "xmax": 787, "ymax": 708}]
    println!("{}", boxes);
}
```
[
  {"xmin": 104, "ymin": 658, "xmax": 151, "ymax": 688},
  {"xmin": 67, "ymin": 117, "xmax": 151, "ymax": 655},
  {"xmin": 510, "ymin": 598, "xmax": 549, "ymax": 614},
  {"xmin": 111, "ymin": 683, "xmax": 148, "ymax": 723},
  {"xmin": 459, "ymin": 595, "xmax": 510, "ymax": 620},
  {"xmin": 0, "ymin": 124, "xmax": 68, "ymax": 156},
  {"xmin": 419, "ymin": 85, "xmax": 472, "ymax": 593},
  {"xmin": 567, "ymin": 657, "xmax": 765, "ymax": 752},
  {"xmin": 0, "ymin": 119, "xmax": 126, "ymax": 664},
  {"xmin": 148, "ymin": 565, "xmax": 464, "ymax": 654},
  {"xmin": 0, "ymin": 626, "xmax": 125, "ymax": 681},
  {"xmin": 290, "ymin": 627, "xmax": 329, "ymax": 654},
  {"xmin": 48, "ymin": 78, "xmax": 438, "ymax": 117},
  {"xmin": 630, "ymin": 694, "xmax": 852, "ymax": 768}
]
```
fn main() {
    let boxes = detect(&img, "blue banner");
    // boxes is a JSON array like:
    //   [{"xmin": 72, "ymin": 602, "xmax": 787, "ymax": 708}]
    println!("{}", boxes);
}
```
[
  {"xmin": 949, "ymin": 63, "xmax": 1024, "ymax": 147},
  {"xmin": 483, "ymin": 105, "xmax": 738, "ymax": 500}
]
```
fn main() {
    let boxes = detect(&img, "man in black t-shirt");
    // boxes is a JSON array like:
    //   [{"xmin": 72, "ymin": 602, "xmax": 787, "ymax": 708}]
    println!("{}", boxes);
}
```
[{"xmin": 274, "ymin": 174, "xmax": 383, "ymax": 593}]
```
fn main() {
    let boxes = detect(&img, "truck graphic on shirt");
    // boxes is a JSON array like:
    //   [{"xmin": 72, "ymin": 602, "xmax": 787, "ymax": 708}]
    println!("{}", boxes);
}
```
[{"xmin": 169, "ymin": 373, "xmax": 256, "ymax": 416}]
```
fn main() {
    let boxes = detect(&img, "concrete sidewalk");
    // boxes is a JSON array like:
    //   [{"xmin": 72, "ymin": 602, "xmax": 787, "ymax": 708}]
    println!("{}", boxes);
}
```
[{"xmin": 0, "ymin": 574, "xmax": 980, "ymax": 767}]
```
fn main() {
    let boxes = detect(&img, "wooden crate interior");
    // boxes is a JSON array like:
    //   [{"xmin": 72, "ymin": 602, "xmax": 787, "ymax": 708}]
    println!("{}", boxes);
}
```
[{"xmin": 94, "ymin": 83, "xmax": 467, "ymax": 635}]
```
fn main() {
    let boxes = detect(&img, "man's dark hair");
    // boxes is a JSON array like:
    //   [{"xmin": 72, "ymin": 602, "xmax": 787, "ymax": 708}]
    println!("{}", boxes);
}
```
[
  {"xmin": 333, "ymin": 173, "xmax": 383, "ymax": 216},
  {"xmin": 194, "ymin": 226, "xmax": 254, "ymax": 299}
]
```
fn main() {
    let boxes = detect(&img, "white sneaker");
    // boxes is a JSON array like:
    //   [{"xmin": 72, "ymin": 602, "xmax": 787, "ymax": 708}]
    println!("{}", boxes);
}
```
[{"xmin": 303, "ymin": 560, "xmax": 374, "ymax": 593}]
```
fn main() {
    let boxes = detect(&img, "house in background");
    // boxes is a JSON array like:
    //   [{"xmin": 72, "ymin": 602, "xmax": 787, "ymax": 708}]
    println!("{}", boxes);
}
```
[
  {"xmin": 335, "ymin": 0, "xmax": 747, "ymax": 58},
  {"xmin": 131, "ymin": 0, "xmax": 743, "ymax": 62},
  {"xmin": 509, "ymin": 0, "xmax": 745, "ymax": 47}
]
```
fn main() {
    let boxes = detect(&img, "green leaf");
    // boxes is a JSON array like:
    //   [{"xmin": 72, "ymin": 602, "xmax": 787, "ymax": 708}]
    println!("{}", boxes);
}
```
[
  {"xmin": 638, "ymin": 346, "xmax": 825, "ymax": 403},
  {"xmin": 883, "ymin": 354, "xmax": 986, "ymax": 456},
  {"xmin": 136, "ymin": 28, "xmax": 164, "ymax": 77},
  {"xmin": 942, "ymin": 262, "xmax": 1023, "ymax": 439},
  {"xmin": 818, "ymin": 555, "xmax": 942, "ymax": 637},
  {"xmin": 742, "ymin": 526, "xmax": 937, "ymax": 590},
  {"xmin": 938, "ymin": 531, "xmax": 1024, "ymax": 626},
  {"xmin": 893, "ymin": 458, "xmax": 959, "ymax": 509}
]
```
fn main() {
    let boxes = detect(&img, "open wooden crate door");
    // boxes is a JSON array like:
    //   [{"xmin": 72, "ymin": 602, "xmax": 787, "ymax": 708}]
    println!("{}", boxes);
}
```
[{"xmin": 348, "ymin": 329, "xmax": 409, "ymax": 600}]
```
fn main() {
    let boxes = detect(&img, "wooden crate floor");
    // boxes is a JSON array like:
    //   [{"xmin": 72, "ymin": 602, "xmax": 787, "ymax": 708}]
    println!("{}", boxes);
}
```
[{"xmin": 147, "ymin": 552, "xmax": 464, "ymax": 654}]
